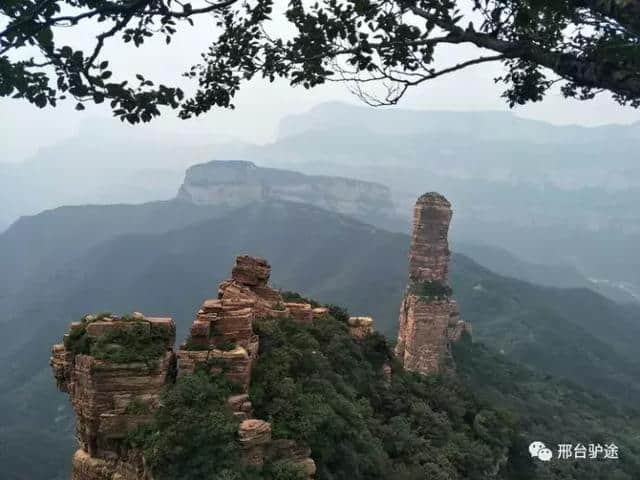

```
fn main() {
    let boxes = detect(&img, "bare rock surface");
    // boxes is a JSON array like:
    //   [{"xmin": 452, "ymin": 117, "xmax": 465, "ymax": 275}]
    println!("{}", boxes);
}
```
[
  {"xmin": 176, "ymin": 160, "xmax": 395, "ymax": 219},
  {"xmin": 395, "ymin": 193, "xmax": 470, "ymax": 374}
]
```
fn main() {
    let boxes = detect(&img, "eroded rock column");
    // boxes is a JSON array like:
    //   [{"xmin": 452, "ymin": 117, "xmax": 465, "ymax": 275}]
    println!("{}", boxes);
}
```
[
  {"xmin": 179, "ymin": 255, "xmax": 316, "ymax": 478},
  {"xmin": 51, "ymin": 314, "xmax": 176, "ymax": 480},
  {"xmin": 395, "ymin": 193, "xmax": 468, "ymax": 374}
]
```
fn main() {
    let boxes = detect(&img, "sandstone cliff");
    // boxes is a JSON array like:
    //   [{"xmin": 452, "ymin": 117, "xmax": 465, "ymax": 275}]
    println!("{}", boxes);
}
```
[
  {"xmin": 395, "ymin": 193, "xmax": 469, "ymax": 374},
  {"xmin": 51, "ymin": 256, "xmax": 351, "ymax": 480},
  {"xmin": 51, "ymin": 313, "xmax": 176, "ymax": 479},
  {"xmin": 176, "ymin": 160, "xmax": 394, "ymax": 218}
]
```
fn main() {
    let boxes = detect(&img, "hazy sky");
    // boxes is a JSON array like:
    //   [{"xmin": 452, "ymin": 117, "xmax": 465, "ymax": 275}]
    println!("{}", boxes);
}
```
[{"xmin": 2, "ymin": 5, "xmax": 640, "ymax": 164}]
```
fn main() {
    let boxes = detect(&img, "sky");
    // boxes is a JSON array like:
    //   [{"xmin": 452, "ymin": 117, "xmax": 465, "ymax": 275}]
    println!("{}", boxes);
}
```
[{"xmin": 2, "ymin": 3, "xmax": 640, "ymax": 164}]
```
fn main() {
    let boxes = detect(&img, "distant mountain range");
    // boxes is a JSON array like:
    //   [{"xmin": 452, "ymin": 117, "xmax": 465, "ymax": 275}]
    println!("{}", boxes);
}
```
[
  {"xmin": 206, "ymin": 102, "xmax": 640, "ymax": 302},
  {"xmin": 278, "ymin": 102, "xmax": 640, "ymax": 147},
  {"xmin": 0, "ymin": 121, "xmax": 216, "ymax": 233},
  {"xmin": 176, "ymin": 160, "xmax": 401, "ymax": 228},
  {"xmin": 6, "ymin": 102, "xmax": 640, "ymax": 303}
]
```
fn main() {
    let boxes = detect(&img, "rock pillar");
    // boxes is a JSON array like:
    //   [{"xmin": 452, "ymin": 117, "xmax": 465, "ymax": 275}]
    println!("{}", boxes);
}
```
[{"xmin": 395, "ymin": 193, "xmax": 468, "ymax": 374}]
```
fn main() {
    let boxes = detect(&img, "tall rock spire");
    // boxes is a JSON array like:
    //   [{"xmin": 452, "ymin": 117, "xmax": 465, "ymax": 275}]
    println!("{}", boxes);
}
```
[
  {"xmin": 409, "ymin": 192, "xmax": 453, "ymax": 284},
  {"xmin": 395, "ymin": 192, "xmax": 468, "ymax": 374}
]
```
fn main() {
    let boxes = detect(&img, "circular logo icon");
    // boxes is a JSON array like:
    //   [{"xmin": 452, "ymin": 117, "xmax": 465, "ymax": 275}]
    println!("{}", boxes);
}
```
[{"xmin": 529, "ymin": 441, "xmax": 553, "ymax": 462}]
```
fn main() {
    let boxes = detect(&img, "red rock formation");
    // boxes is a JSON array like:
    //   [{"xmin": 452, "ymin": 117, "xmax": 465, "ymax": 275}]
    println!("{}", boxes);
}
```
[
  {"xmin": 312, "ymin": 307, "xmax": 329, "ymax": 317},
  {"xmin": 232, "ymin": 255, "xmax": 271, "ymax": 286},
  {"xmin": 51, "ymin": 314, "xmax": 176, "ymax": 480},
  {"xmin": 285, "ymin": 302, "xmax": 313, "ymax": 324},
  {"xmin": 395, "ymin": 193, "xmax": 469, "ymax": 374},
  {"xmin": 348, "ymin": 316, "xmax": 374, "ymax": 339},
  {"xmin": 409, "ymin": 192, "xmax": 453, "ymax": 283},
  {"xmin": 239, "ymin": 419, "xmax": 273, "ymax": 466},
  {"xmin": 177, "ymin": 255, "xmax": 316, "ymax": 477},
  {"xmin": 52, "ymin": 256, "xmax": 326, "ymax": 480}
]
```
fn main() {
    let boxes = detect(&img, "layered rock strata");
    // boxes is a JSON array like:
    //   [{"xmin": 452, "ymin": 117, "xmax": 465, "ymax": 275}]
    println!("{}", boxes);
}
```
[
  {"xmin": 176, "ymin": 160, "xmax": 395, "ymax": 219},
  {"xmin": 51, "ymin": 314, "xmax": 176, "ymax": 479},
  {"xmin": 175, "ymin": 256, "xmax": 319, "ymax": 477},
  {"xmin": 52, "ymin": 256, "xmax": 330, "ymax": 480},
  {"xmin": 395, "ymin": 193, "xmax": 469, "ymax": 374}
]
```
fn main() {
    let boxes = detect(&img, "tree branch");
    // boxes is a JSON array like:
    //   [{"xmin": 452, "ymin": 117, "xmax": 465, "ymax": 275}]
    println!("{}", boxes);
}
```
[
  {"xmin": 575, "ymin": 0, "xmax": 640, "ymax": 35},
  {"xmin": 410, "ymin": 6, "xmax": 640, "ymax": 99}
]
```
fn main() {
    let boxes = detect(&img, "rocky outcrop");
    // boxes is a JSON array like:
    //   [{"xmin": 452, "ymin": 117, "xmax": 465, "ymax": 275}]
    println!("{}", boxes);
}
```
[
  {"xmin": 52, "ymin": 256, "xmax": 323, "ymax": 480},
  {"xmin": 395, "ymin": 193, "xmax": 469, "ymax": 374},
  {"xmin": 176, "ymin": 255, "xmax": 318, "ymax": 476},
  {"xmin": 408, "ymin": 192, "xmax": 453, "ymax": 283},
  {"xmin": 51, "ymin": 314, "xmax": 176, "ymax": 480},
  {"xmin": 176, "ymin": 160, "xmax": 395, "ymax": 218},
  {"xmin": 348, "ymin": 316, "xmax": 374, "ymax": 339}
]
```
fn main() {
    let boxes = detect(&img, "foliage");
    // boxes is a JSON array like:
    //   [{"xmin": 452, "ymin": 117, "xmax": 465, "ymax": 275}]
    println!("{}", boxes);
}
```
[
  {"xmin": 273, "ymin": 301, "xmax": 286, "ymax": 311},
  {"xmin": 64, "ymin": 323, "xmax": 92, "ymax": 357},
  {"xmin": 63, "ymin": 314, "xmax": 170, "ymax": 364},
  {"xmin": 123, "ymin": 399, "xmax": 151, "ymax": 416},
  {"xmin": 127, "ymin": 372, "xmax": 305, "ymax": 480},
  {"xmin": 91, "ymin": 323, "xmax": 169, "ymax": 364},
  {"xmin": 216, "ymin": 340, "xmax": 237, "ymax": 352},
  {"xmin": 280, "ymin": 291, "xmax": 320, "ymax": 308},
  {"xmin": 450, "ymin": 254, "xmax": 640, "ymax": 405},
  {"xmin": 182, "ymin": 333, "xmax": 236, "ymax": 352},
  {"xmin": 251, "ymin": 313, "xmax": 526, "ymax": 480},
  {"xmin": 410, "ymin": 280, "xmax": 453, "ymax": 302},
  {"xmin": 262, "ymin": 462, "xmax": 308, "ymax": 480},
  {"xmin": 324, "ymin": 304, "xmax": 349, "ymax": 324},
  {"xmin": 127, "ymin": 372, "xmax": 246, "ymax": 479},
  {"xmin": 182, "ymin": 336, "xmax": 206, "ymax": 351},
  {"xmin": 453, "ymin": 333, "xmax": 640, "ymax": 479},
  {"xmin": 2, "ymin": 0, "xmax": 639, "ymax": 123}
]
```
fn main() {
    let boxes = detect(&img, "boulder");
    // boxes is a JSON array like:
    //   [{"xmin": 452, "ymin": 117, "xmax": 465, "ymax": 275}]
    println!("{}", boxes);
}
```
[
  {"xmin": 232, "ymin": 255, "xmax": 271, "ymax": 286},
  {"xmin": 285, "ymin": 303, "xmax": 313, "ymax": 324},
  {"xmin": 348, "ymin": 316, "xmax": 374, "ymax": 339}
]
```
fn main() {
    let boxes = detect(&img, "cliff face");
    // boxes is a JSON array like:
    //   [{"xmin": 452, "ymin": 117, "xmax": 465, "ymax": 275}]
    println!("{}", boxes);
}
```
[
  {"xmin": 176, "ymin": 160, "xmax": 394, "ymax": 217},
  {"xmin": 51, "ymin": 256, "xmax": 335, "ymax": 480},
  {"xmin": 395, "ymin": 193, "xmax": 469, "ymax": 374},
  {"xmin": 51, "ymin": 314, "xmax": 176, "ymax": 479}
]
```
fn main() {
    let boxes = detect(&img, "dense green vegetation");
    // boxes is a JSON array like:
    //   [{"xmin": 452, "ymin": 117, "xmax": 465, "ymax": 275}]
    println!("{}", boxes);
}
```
[
  {"xmin": 127, "ymin": 373, "xmax": 246, "ymax": 479},
  {"xmin": 63, "ymin": 315, "xmax": 171, "ymax": 365},
  {"xmin": 126, "ymin": 308, "xmax": 533, "ymax": 480},
  {"xmin": 410, "ymin": 280, "xmax": 453, "ymax": 302},
  {"xmin": 123, "ymin": 399, "xmax": 152, "ymax": 416},
  {"xmin": 454, "ymin": 334, "xmax": 640, "ymax": 480},
  {"xmin": 451, "ymin": 255, "xmax": 640, "ymax": 405},
  {"xmin": 280, "ymin": 291, "xmax": 320, "ymax": 307},
  {"xmin": 127, "ymin": 372, "xmax": 308, "ymax": 480},
  {"xmin": 250, "ymin": 313, "xmax": 528, "ymax": 480}
]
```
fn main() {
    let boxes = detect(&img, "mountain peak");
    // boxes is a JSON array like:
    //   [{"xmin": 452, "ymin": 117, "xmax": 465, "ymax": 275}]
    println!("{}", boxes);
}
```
[{"xmin": 176, "ymin": 160, "xmax": 395, "ymax": 216}]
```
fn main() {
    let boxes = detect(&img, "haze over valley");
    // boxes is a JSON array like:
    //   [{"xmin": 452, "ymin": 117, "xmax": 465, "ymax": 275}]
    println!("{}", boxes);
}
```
[{"xmin": 5, "ymin": 102, "xmax": 640, "ymax": 302}]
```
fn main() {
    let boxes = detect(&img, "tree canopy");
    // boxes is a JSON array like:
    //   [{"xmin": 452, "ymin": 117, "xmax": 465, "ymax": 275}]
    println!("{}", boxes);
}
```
[{"xmin": 2, "ymin": 0, "xmax": 639, "ymax": 123}]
